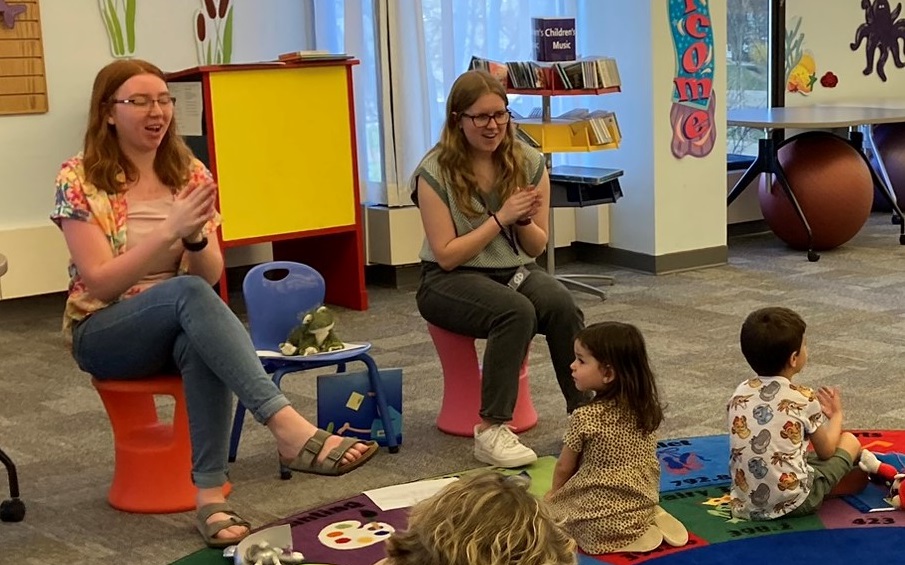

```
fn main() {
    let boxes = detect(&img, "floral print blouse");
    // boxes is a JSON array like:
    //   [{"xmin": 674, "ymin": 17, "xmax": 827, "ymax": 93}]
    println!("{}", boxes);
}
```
[{"xmin": 50, "ymin": 154, "xmax": 220, "ymax": 339}]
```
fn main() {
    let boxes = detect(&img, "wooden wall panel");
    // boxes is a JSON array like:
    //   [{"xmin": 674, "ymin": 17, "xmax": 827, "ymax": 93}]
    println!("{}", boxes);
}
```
[{"xmin": 0, "ymin": 1, "xmax": 47, "ymax": 115}]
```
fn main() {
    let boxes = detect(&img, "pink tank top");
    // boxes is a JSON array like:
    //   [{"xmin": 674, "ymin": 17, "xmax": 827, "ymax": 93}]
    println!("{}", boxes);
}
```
[{"xmin": 125, "ymin": 195, "xmax": 183, "ymax": 291}]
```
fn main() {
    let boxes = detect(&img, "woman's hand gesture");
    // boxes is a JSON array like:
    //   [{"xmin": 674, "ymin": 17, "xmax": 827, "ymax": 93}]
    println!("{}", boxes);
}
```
[
  {"xmin": 164, "ymin": 180, "xmax": 217, "ymax": 240},
  {"xmin": 497, "ymin": 186, "xmax": 540, "ymax": 226}
]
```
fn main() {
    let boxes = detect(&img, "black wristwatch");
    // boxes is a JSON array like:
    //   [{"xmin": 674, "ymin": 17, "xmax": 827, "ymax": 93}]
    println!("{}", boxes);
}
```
[{"xmin": 182, "ymin": 236, "xmax": 208, "ymax": 252}]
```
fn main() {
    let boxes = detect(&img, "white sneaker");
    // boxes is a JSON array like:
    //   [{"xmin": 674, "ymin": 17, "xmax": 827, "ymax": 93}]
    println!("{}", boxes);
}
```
[{"xmin": 473, "ymin": 424, "xmax": 538, "ymax": 468}]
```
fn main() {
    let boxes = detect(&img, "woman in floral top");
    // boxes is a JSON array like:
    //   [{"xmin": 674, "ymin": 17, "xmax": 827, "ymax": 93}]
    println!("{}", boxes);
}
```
[{"xmin": 50, "ymin": 59, "xmax": 377, "ymax": 548}]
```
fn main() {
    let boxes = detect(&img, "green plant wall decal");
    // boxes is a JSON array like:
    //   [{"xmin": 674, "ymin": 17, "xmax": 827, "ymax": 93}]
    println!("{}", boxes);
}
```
[
  {"xmin": 785, "ymin": 16, "xmax": 818, "ymax": 95},
  {"xmin": 785, "ymin": 16, "xmax": 805, "ymax": 84},
  {"xmin": 99, "ymin": 0, "xmax": 137, "ymax": 58},
  {"xmin": 195, "ymin": 0, "xmax": 234, "ymax": 65}
]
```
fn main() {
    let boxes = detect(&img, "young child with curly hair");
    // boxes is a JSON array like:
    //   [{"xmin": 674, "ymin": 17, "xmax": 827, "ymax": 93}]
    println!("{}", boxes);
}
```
[{"xmin": 377, "ymin": 471, "xmax": 576, "ymax": 565}]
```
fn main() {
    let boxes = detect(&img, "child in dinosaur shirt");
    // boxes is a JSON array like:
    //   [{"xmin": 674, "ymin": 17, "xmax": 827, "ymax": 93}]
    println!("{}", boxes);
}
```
[{"xmin": 728, "ymin": 307, "xmax": 862, "ymax": 520}]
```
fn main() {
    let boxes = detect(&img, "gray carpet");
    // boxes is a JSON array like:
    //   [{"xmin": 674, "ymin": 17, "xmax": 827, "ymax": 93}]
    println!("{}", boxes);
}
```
[{"xmin": 2, "ymin": 215, "xmax": 905, "ymax": 564}]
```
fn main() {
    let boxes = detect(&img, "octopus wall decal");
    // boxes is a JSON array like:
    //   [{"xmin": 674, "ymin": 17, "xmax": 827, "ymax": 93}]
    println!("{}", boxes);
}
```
[{"xmin": 850, "ymin": 0, "xmax": 905, "ymax": 81}]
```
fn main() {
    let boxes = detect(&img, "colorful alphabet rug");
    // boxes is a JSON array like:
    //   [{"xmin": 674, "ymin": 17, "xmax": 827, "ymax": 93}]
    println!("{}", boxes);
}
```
[{"xmin": 173, "ymin": 430, "xmax": 905, "ymax": 565}]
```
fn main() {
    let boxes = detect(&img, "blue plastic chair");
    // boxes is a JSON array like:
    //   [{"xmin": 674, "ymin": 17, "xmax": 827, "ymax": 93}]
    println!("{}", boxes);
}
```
[{"xmin": 228, "ymin": 261, "xmax": 400, "ymax": 465}]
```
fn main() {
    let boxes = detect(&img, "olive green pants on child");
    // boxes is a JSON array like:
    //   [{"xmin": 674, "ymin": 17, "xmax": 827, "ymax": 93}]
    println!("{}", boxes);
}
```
[{"xmin": 787, "ymin": 448, "xmax": 855, "ymax": 517}]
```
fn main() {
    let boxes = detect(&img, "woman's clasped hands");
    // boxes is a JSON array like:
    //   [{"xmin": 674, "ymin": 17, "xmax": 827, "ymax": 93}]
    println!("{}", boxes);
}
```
[
  {"xmin": 497, "ymin": 185, "xmax": 540, "ymax": 226},
  {"xmin": 164, "ymin": 180, "xmax": 218, "ymax": 242}
]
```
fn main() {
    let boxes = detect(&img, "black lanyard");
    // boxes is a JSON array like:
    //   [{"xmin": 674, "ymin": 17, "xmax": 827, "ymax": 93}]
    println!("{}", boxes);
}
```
[
  {"xmin": 478, "ymin": 193, "xmax": 519, "ymax": 256},
  {"xmin": 489, "ymin": 212, "xmax": 519, "ymax": 255}
]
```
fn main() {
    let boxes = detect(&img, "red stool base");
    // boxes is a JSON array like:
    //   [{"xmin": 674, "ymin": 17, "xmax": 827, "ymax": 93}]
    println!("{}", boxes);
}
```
[
  {"xmin": 428, "ymin": 324, "xmax": 538, "ymax": 437},
  {"xmin": 92, "ymin": 376, "xmax": 230, "ymax": 513}
]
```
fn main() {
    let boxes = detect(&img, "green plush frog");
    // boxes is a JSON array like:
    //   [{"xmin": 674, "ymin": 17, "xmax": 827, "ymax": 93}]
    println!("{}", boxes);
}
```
[{"xmin": 279, "ymin": 306, "xmax": 346, "ymax": 356}]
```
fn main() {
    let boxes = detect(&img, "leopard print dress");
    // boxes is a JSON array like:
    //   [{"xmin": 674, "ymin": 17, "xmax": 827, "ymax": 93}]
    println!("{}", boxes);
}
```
[{"xmin": 547, "ymin": 399, "xmax": 660, "ymax": 554}]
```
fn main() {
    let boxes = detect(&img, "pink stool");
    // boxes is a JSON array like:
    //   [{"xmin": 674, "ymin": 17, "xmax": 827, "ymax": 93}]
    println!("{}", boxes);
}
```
[{"xmin": 427, "ymin": 323, "xmax": 538, "ymax": 437}]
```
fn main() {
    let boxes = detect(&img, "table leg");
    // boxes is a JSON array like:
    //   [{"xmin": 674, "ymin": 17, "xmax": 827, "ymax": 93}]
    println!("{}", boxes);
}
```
[
  {"xmin": 850, "ymin": 129, "xmax": 905, "ymax": 232},
  {"xmin": 768, "ymin": 157, "xmax": 820, "ymax": 262},
  {"xmin": 727, "ymin": 137, "xmax": 772, "ymax": 206},
  {"xmin": 727, "ymin": 136, "xmax": 817, "ymax": 261}
]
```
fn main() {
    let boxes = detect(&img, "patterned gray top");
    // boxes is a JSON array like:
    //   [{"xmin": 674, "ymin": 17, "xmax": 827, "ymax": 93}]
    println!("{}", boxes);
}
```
[{"xmin": 414, "ymin": 141, "xmax": 546, "ymax": 269}]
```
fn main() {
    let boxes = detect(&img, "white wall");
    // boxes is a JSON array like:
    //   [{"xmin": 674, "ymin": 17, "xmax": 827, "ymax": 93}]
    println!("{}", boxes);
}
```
[
  {"xmin": 581, "ymin": 1, "xmax": 657, "ymax": 255},
  {"xmin": 579, "ymin": 0, "xmax": 727, "ymax": 259},
  {"xmin": 0, "ymin": 0, "xmax": 307, "ymax": 298},
  {"xmin": 785, "ymin": 0, "xmax": 905, "ymax": 107},
  {"xmin": 652, "ymin": 0, "xmax": 727, "ymax": 255}
]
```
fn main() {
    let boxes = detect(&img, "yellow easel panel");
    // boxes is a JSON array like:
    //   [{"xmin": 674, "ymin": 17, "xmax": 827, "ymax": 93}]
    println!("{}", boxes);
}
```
[{"xmin": 209, "ymin": 67, "xmax": 355, "ymax": 242}]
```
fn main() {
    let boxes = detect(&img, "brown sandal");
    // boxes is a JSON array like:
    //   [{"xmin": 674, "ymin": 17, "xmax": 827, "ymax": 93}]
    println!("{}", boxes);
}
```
[
  {"xmin": 279, "ymin": 429, "xmax": 378, "ymax": 479},
  {"xmin": 196, "ymin": 502, "xmax": 251, "ymax": 548}
]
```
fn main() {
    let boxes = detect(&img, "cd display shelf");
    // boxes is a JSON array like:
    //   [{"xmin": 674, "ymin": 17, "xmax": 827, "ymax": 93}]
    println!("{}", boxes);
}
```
[{"xmin": 509, "ymin": 79, "xmax": 623, "ymax": 300}]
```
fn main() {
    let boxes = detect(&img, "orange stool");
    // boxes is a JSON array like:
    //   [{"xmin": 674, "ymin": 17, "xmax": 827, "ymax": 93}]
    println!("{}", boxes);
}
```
[
  {"xmin": 427, "ymin": 324, "xmax": 538, "ymax": 437},
  {"xmin": 91, "ymin": 376, "xmax": 229, "ymax": 513}
]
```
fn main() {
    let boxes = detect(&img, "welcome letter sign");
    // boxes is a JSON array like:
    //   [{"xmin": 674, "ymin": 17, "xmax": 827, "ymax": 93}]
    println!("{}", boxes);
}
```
[{"xmin": 668, "ymin": 0, "xmax": 716, "ymax": 159}]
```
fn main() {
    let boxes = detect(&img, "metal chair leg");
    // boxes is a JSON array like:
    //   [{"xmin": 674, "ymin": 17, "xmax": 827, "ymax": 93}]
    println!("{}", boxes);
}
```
[
  {"xmin": 360, "ymin": 354, "xmax": 400, "ymax": 453},
  {"xmin": 556, "ymin": 274, "xmax": 613, "ymax": 300},
  {"xmin": 0, "ymin": 447, "xmax": 25, "ymax": 522}
]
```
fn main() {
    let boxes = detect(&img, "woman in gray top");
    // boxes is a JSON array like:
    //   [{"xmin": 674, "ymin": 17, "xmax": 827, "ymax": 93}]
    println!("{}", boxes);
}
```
[{"xmin": 412, "ymin": 70, "xmax": 585, "ymax": 468}]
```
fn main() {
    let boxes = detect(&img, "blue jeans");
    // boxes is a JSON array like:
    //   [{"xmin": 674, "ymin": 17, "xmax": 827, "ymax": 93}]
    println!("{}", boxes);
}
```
[
  {"xmin": 71, "ymin": 276, "xmax": 290, "ymax": 489},
  {"xmin": 416, "ymin": 262, "xmax": 585, "ymax": 423}
]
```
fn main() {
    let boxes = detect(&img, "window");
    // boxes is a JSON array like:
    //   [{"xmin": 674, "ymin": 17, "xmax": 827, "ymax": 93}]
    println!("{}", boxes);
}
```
[
  {"xmin": 420, "ymin": 0, "xmax": 578, "ymax": 145},
  {"xmin": 726, "ymin": 0, "xmax": 771, "ymax": 156},
  {"xmin": 312, "ymin": 0, "xmax": 649, "ymax": 202},
  {"xmin": 313, "ymin": 0, "xmax": 384, "ymax": 199}
]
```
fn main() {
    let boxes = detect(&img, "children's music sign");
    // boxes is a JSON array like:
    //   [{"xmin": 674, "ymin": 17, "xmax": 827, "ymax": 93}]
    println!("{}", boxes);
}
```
[{"xmin": 668, "ymin": 0, "xmax": 716, "ymax": 159}]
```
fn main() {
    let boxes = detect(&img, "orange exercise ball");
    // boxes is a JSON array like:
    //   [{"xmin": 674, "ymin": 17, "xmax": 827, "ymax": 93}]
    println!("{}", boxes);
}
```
[{"xmin": 759, "ymin": 134, "xmax": 873, "ymax": 251}]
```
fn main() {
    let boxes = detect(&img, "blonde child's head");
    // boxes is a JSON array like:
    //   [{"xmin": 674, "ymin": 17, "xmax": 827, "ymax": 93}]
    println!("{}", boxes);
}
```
[
  {"xmin": 383, "ymin": 471, "xmax": 577, "ymax": 565},
  {"xmin": 572, "ymin": 321, "xmax": 664, "ymax": 434}
]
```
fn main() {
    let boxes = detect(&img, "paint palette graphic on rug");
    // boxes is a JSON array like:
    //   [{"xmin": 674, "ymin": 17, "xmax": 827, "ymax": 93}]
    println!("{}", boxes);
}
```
[{"xmin": 317, "ymin": 519, "xmax": 395, "ymax": 550}]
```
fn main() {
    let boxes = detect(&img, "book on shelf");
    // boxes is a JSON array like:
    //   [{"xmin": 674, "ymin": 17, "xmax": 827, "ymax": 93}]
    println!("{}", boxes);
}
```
[
  {"xmin": 601, "ymin": 112, "xmax": 622, "ymax": 143},
  {"xmin": 507, "ymin": 60, "xmax": 547, "ymax": 89},
  {"xmin": 512, "ymin": 107, "xmax": 622, "ymax": 148},
  {"xmin": 469, "ymin": 55, "xmax": 621, "ymax": 91},
  {"xmin": 594, "ymin": 57, "xmax": 621, "ymax": 88},
  {"xmin": 557, "ymin": 109, "xmax": 620, "ymax": 145},
  {"xmin": 556, "ymin": 108, "xmax": 590, "ymax": 120},
  {"xmin": 469, "ymin": 56, "xmax": 510, "ymax": 86},
  {"xmin": 515, "ymin": 127, "xmax": 541, "ymax": 148},
  {"xmin": 277, "ymin": 50, "xmax": 353, "ymax": 62},
  {"xmin": 556, "ymin": 57, "xmax": 621, "ymax": 89},
  {"xmin": 510, "ymin": 108, "xmax": 547, "ymax": 121}
]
